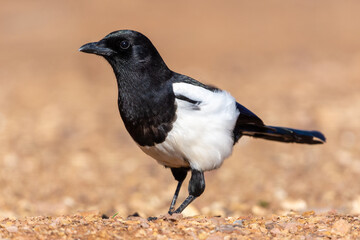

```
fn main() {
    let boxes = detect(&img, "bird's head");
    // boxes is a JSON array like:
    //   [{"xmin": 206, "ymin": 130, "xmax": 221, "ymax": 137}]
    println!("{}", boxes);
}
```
[{"xmin": 79, "ymin": 30, "xmax": 170, "ymax": 80}]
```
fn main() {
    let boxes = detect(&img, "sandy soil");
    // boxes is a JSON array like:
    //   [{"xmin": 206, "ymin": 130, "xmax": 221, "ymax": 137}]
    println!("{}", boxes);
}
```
[{"xmin": 1, "ymin": 0, "xmax": 360, "ymax": 238}]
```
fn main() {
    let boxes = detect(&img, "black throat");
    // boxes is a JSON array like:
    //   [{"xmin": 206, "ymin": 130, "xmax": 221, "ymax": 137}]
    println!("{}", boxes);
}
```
[{"xmin": 108, "ymin": 58, "xmax": 176, "ymax": 146}]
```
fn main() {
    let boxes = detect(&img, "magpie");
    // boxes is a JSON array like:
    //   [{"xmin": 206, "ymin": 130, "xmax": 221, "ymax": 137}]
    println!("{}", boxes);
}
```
[{"xmin": 79, "ymin": 30, "xmax": 326, "ymax": 214}]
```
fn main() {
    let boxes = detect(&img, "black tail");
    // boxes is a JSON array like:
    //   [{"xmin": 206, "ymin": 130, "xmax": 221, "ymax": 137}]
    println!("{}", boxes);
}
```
[
  {"xmin": 234, "ymin": 102, "xmax": 326, "ymax": 144},
  {"xmin": 240, "ymin": 125, "xmax": 326, "ymax": 144}
]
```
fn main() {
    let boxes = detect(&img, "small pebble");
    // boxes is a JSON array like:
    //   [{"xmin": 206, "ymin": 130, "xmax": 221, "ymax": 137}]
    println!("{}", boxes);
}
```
[
  {"xmin": 5, "ymin": 225, "xmax": 18, "ymax": 233},
  {"xmin": 233, "ymin": 220, "xmax": 244, "ymax": 227}
]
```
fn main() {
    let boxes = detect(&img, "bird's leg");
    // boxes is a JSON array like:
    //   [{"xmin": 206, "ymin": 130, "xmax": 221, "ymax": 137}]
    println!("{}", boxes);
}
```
[
  {"xmin": 174, "ymin": 169, "xmax": 205, "ymax": 214},
  {"xmin": 168, "ymin": 168, "xmax": 188, "ymax": 214}
]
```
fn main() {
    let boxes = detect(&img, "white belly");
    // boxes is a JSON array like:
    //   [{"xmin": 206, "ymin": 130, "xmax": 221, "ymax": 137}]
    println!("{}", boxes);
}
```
[{"xmin": 140, "ymin": 83, "xmax": 239, "ymax": 171}]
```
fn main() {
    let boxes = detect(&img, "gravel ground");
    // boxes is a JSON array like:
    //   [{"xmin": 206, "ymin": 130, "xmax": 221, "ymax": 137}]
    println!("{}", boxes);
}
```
[
  {"xmin": 1, "ymin": 211, "xmax": 359, "ymax": 239},
  {"xmin": 1, "ymin": 1, "xmax": 360, "ymax": 239}
]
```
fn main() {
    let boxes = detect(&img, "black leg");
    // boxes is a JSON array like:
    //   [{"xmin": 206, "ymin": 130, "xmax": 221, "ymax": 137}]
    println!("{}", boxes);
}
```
[
  {"xmin": 174, "ymin": 169, "xmax": 205, "ymax": 214},
  {"xmin": 168, "ymin": 168, "xmax": 188, "ymax": 214},
  {"xmin": 173, "ymin": 195, "xmax": 195, "ymax": 213}
]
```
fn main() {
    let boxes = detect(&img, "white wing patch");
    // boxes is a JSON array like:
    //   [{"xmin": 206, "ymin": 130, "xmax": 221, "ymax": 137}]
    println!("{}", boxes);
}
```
[{"xmin": 140, "ymin": 82, "xmax": 240, "ymax": 171}]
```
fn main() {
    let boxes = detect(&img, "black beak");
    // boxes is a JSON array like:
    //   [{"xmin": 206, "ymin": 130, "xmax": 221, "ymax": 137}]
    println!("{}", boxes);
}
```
[{"xmin": 79, "ymin": 41, "xmax": 115, "ymax": 56}]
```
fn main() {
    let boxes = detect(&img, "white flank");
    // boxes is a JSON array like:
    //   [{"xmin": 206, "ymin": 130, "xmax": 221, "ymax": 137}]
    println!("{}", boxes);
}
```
[{"xmin": 140, "ymin": 82, "xmax": 240, "ymax": 172}]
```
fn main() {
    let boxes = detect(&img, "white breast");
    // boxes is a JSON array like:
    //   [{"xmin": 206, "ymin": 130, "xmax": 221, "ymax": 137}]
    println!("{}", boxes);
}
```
[{"xmin": 140, "ymin": 82, "xmax": 239, "ymax": 171}]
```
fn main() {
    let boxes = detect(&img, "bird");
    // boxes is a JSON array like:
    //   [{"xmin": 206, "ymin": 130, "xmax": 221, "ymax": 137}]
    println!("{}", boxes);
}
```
[{"xmin": 79, "ymin": 30, "xmax": 326, "ymax": 215}]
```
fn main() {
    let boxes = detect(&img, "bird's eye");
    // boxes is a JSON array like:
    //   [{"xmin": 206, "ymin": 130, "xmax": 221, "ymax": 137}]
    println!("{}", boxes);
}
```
[{"xmin": 120, "ymin": 40, "xmax": 130, "ymax": 49}]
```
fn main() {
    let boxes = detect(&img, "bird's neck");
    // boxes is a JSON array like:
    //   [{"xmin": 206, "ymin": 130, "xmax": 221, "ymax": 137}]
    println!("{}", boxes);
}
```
[
  {"xmin": 114, "ymin": 66, "xmax": 173, "ymax": 106},
  {"xmin": 116, "ymin": 72, "xmax": 172, "ymax": 110}
]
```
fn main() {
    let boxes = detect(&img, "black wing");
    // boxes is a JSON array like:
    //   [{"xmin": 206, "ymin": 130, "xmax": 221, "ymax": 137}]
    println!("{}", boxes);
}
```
[{"xmin": 171, "ymin": 72, "xmax": 219, "ymax": 92}]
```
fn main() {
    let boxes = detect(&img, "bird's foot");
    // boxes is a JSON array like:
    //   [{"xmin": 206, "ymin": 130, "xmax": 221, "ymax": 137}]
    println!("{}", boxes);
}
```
[{"xmin": 161, "ymin": 212, "xmax": 183, "ymax": 221}]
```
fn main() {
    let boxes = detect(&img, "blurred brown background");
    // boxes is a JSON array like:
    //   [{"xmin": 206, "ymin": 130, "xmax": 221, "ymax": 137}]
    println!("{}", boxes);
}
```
[{"xmin": 1, "ymin": 0, "xmax": 360, "ymax": 218}]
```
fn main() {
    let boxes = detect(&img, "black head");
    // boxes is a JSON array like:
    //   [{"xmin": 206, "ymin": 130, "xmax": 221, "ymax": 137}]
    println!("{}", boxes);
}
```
[
  {"xmin": 79, "ymin": 30, "xmax": 171, "ymax": 80},
  {"xmin": 80, "ymin": 30, "xmax": 176, "ymax": 146}
]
